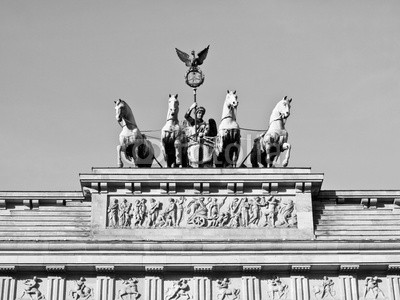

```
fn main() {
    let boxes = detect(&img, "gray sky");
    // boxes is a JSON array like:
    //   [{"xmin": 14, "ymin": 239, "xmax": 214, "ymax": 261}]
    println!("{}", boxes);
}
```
[{"xmin": 0, "ymin": 1, "xmax": 399, "ymax": 191}]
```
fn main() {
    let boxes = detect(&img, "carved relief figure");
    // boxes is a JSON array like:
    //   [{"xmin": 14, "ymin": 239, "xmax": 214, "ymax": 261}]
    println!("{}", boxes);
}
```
[
  {"xmin": 186, "ymin": 197, "xmax": 210, "ymax": 227},
  {"xmin": 312, "ymin": 276, "xmax": 336, "ymax": 300},
  {"xmin": 261, "ymin": 197, "xmax": 279, "ymax": 227},
  {"xmin": 119, "ymin": 199, "xmax": 131, "ymax": 227},
  {"xmin": 70, "ymin": 277, "xmax": 93, "ymax": 300},
  {"xmin": 165, "ymin": 198, "xmax": 178, "ymax": 226},
  {"xmin": 207, "ymin": 197, "xmax": 226, "ymax": 227},
  {"xmin": 18, "ymin": 276, "xmax": 46, "ymax": 300},
  {"xmin": 216, "ymin": 278, "xmax": 240, "ymax": 300},
  {"xmin": 176, "ymin": 197, "xmax": 185, "ymax": 226},
  {"xmin": 276, "ymin": 199, "xmax": 297, "ymax": 227},
  {"xmin": 147, "ymin": 199, "xmax": 161, "ymax": 227},
  {"xmin": 165, "ymin": 279, "xmax": 191, "ymax": 300},
  {"xmin": 266, "ymin": 276, "xmax": 288, "ymax": 300},
  {"xmin": 133, "ymin": 199, "xmax": 147, "ymax": 227},
  {"xmin": 216, "ymin": 212, "xmax": 231, "ymax": 227},
  {"xmin": 249, "ymin": 196, "xmax": 268, "ymax": 226},
  {"xmin": 240, "ymin": 197, "xmax": 250, "ymax": 227},
  {"xmin": 118, "ymin": 278, "xmax": 140, "ymax": 300},
  {"xmin": 364, "ymin": 277, "xmax": 385, "ymax": 300},
  {"xmin": 228, "ymin": 198, "xmax": 242, "ymax": 227},
  {"xmin": 107, "ymin": 199, "xmax": 119, "ymax": 227}
]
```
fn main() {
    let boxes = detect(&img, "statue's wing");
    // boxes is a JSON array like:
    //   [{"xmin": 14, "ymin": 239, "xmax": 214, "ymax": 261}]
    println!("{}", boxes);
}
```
[
  {"xmin": 175, "ymin": 48, "xmax": 191, "ymax": 67},
  {"xmin": 196, "ymin": 45, "xmax": 210, "ymax": 65}
]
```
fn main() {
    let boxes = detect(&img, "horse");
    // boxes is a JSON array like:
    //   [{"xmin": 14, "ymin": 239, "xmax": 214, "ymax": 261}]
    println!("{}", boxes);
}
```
[
  {"xmin": 216, "ymin": 279, "xmax": 240, "ymax": 300},
  {"xmin": 115, "ymin": 99, "xmax": 154, "ymax": 168},
  {"xmin": 18, "ymin": 278, "xmax": 46, "ymax": 300},
  {"xmin": 250, "ymin": 96, "xmax": 292, "ymax": 168},
  {"xmin": 118, "ymin": 278, "xmax": 141, "ymax": 300},
  {"xmin": 215, "ymin": 90, "xmax": 240, "ymax": 167},
  {"xmin": 69, "ymin": 281, "xmax": 93, "ymax": 300},
  {"xmin": 161, "ymin": 94, "xmax": 188, "ymax": 168},
  {"xmin": 266, "ymin": 278, "xmax": 288, "ymax": 300}
]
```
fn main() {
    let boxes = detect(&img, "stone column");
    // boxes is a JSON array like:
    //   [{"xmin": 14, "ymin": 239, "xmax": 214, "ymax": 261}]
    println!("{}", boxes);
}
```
[
  {"xmin": 145, "ymin": 276, "xmax": 163, "ymax": 300},
  {"xmin": 193, "ymin": 277, "xmax": 212, "ymax": 300},
  {"xmin": 338, "ymin": 276, "xmax": 358, "ymax": 300},
  {"xmin": 0, "ymin": 277, "xmax": 16, "ymax": 300},
  {"xmin": 96, "ymin": 276, "xmax": 115, "ymax": 300},
  {"xmin": 241, "ymin": 276, "xmax": 261, "ymax": 300},
  {"xmin": 290, "ymin": 276, "xmax": 309, "ymax": 300},
  {"xmin": 47, "ymin": 276, "xmax": 65, "ymax": 300},
  {"xmin": 388, "ymin": 276, "xmax": 400, "ymax": 300}
]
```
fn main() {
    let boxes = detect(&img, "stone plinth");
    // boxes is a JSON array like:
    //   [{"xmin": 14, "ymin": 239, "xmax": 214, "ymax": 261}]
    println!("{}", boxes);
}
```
[{"xmin": 81, "ymin": 168, "xmax": 322, "ymax": 242}]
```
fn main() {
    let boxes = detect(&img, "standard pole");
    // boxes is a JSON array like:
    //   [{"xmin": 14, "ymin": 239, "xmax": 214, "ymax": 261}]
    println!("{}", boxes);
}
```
[{"xmin": 193, "ymin": 88, "xmax": 197, "ymax": 140}]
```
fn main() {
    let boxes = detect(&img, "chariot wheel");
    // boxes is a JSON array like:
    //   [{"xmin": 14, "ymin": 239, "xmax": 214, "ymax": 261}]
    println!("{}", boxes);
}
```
[{"xmin": 193, "ymin": 216, "xmax": 206, "ymax": 227}]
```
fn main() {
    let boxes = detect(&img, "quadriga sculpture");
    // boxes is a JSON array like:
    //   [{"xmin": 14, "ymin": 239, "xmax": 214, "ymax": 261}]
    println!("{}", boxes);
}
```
[
  {"xmin": 161, "ymin": 94, "xmax": 188, "ymax": 168},
  {"xmin": 115, "ymin": 99, "xmax": 154, "ymax": 167},
  {"xmin": 250, "ymin": 96, "xmax": 292, "ymax": 168},
  {"xmin": 215, "ymin": 90, "xmax": 241, "ymax": 167}
]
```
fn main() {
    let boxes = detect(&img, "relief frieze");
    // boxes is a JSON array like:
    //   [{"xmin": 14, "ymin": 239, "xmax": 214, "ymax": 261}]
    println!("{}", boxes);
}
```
[
  {"xmin": 118, "ymin": 278, "xmax": 141, "ymax": 300},
  {"xmin": 266, "ymin": 276, "xmax": 288, "ymax": 300},
  {"xmin": 312, "ymin": 276, "xmax": 336, "ymax": 300},
  {"xmin": 106, "ymin": 196, "xmax": 297, "ymax": 229},
  {"xmin": 165, "ymin": 279, "xmax": 191, "ymax": 300},
  {"xmin": 18, "ymin": 276, "xmax": 46, "ymax": 300},
  {"xmin": 364, "ymin": 276, "xmax": 385, "ymax": 300},
  {"xmin": 70, "ymin": 277, "xmax": 93, "ymax": 300},
  {"xmin": 216, "ymin": 278, "xmax": 240, "ymax": 300}
]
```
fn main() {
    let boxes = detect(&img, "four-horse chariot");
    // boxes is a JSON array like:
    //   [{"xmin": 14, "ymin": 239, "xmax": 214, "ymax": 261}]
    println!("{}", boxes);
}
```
[{"xmin": 116, "ymin": 92, "xmax": 292, "ymax": 169}]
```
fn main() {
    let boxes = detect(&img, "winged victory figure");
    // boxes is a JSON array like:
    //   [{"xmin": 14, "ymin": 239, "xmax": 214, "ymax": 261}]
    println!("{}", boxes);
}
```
[{"xmin": 175, "ymin": 45, "xmax": 210, "ymax": 68}]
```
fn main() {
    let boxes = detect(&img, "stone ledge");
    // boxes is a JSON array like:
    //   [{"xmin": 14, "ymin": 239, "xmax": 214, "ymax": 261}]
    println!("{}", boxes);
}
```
[
  {"xmin": 0, "ymin": 241, "xmax": 400, "ymax": 251},
  {"xmin": 0, "ymin": 191, "xmax": 84, "ymax": 200}
]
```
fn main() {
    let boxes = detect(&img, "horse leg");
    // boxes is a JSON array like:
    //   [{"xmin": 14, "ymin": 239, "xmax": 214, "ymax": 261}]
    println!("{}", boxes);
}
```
[
  {"xmin": 174, "ymin": 139, "xmax": 182, "ymax": 167},
  {"xmin": 264, "ymin": 144, "xmax": 274, "ymax": 168},
  {"xmin": 250, "ymin": 138, "xmax": 262, "ymax": 167},
  {"xmin": 130, "ymin": 143, "xmax": 138, "ymax": 167},
  {"xmin": 117, "ymin": 145, "xmax": 123, "ymax": 167},
  {"xmin": 231, "ymin": 142, "xmax": 240, "ymax": 168},
  {"xmin": 272, "ymin": 148, "xmax": 281, "ymax": 167},
  {"xmin": 281, "ymin": 143, "xmax": 291, "ymax": 167}
]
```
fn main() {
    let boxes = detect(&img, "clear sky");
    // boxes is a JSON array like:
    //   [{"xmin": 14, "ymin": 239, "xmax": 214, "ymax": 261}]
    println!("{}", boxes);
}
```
[{"xmin": 0, "ymin": 1, "xmax": 399, "ymax": 191}]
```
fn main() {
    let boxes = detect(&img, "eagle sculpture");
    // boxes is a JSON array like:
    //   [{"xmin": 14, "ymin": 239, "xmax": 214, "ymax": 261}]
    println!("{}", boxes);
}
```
[{"xmin": 175, "ymin": 45, "xmax": 210, "ymax": 68}]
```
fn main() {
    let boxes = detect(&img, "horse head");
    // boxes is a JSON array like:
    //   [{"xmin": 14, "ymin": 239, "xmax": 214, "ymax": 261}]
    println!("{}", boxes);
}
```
[
  {"xmin": 225, "ymin": 90, "xmax": 238, "ymax": 109},
  {"xmin": 115, "ymin": 99, "xmax": 137, "ymax": 129},
  {"xmin": 115, "ymin": 99, "xmax": 126, "ymax": 122},
  {"xmin": 273, "ymin": 96, "xmax": 292, "ymax": 121},
  {"xmin": 167, "ymin": 94, "xmax": 179, "ymax": 121}
]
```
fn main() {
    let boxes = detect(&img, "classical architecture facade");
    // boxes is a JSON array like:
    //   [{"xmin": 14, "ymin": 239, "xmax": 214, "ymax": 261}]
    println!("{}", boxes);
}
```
[{"xmin": 0, "ymin": 167, "xmax": 399, "ymax": 300}]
